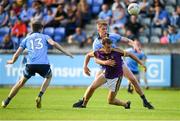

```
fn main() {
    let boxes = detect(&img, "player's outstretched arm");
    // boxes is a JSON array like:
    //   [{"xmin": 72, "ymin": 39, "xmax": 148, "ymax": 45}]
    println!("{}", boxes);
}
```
[
  {"xmin": 94, "ymin": 58, "xmax": 116, "ymax": 67},
  {"xmin": 126, "ymin": 52, "xmax": 147, "ymax": 72},
  {"xmin": 94, "ymin": 49, "xmax": 116, "ymax": 67},
  {"xmin": 47, "ymin": 39, "xmax": 73, "ymax": 58},
  {"xmin": 121, "ymin": 37, "xmax": 141, "ymax": 53},
  {"xmin": 7, "ymin": 47, "xmax": 24, "ymax": 64},
  {"xmin": 121, "ymin": 37, "xmax": 134, "ymax": 46},
  {"xmin": 83, "ymin": 51, "xmax": 94, "ymax": 76}
]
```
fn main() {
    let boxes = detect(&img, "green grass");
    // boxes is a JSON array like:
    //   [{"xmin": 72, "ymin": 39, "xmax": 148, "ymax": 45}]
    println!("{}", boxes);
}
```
[{"xmin": 0, "ymin": 87, "xmax": 180, "ymax": 120}]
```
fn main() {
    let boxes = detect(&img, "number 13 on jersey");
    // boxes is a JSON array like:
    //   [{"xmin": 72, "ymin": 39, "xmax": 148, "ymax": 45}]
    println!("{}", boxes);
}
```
[{"xmin": 30, "ymin": 38, "xmax": 43, "ymax": 50}]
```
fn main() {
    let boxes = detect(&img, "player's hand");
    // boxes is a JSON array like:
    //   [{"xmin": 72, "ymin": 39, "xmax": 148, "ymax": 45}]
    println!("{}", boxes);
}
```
[
  {"xmin": 133, "ymin": 42, "xmax": 141, "ymax": 53},
  {"xmin": 7, "ymin": 60, "xmax": 14, "ymax": 64},
  {"xmin": 104, "ymin": 59, "xmax": 116, "ymax": 67},
  {"xmin": 69, "ymin": 55, "xmax": 74, "ymax": 59},
  {"xmin": 142, "ymin": 65, "xmax": 147, "ymax": 72},
  {"xmin": 83, "ymin": 66, "xmax": 91, "ymax": 76}
]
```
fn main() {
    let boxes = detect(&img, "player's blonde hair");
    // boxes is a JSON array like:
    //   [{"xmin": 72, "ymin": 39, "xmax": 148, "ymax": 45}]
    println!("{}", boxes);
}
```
[{"xmin": 96, "ymin": 20, "xmax": 108, "ymax": 26}]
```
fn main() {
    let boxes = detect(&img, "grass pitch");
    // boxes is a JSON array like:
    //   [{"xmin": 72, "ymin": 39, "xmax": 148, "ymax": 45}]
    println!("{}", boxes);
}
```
[{"xmin": 0, "ymin": 87, "xmax": 180, "ymax": 120}]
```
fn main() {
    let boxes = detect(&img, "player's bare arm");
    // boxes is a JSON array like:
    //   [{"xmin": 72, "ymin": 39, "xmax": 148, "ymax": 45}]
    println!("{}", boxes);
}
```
[
  {"xmin": 47, "ymin": 39, "xmax": 73, "ymax": 58},
  {"xmin": 95, "ymin": 58, "xmax": 116, "ymax": 67},
  {"xmin": 83, "ymin": 51, "xmax": 94, "ymax": 76},
  {"xmin": 83, "ymin": 51, "xmax": 114, "ymax": 76},
  {"xmin": 121, "ymin": 37, "xmax": 141, "ymax": 53},
  {"xmin": 121, "ymin": 37, "xmax": 134, "ymax": 46},
  {"xmin": 7, "ymin": 47, "xmax": 24, "ymax": 64},
  {"xmin": 113, "ymin": 47, "xmax": 146, "ymax": 71},
  {"xmin": 94, "ymin": 49, "xmax": 116, "ymax": 67}
]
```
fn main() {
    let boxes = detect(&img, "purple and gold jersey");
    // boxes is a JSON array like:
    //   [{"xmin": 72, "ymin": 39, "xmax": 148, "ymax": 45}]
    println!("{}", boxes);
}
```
[{"xmin": 94, "ymin": 50, "xmax": 124, "ymax": 79}]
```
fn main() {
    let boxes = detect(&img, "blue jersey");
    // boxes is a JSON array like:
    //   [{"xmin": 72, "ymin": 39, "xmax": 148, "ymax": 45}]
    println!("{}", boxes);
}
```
[
  {"xmin": 93, "ymin": 33, "xmax": 122, "ymax": 51},
  {"xmin": 20, "ymin": 33, "xmax": 51, "ymax": 64},
  {"xmin": 125, "ymin": 48, "xmax": 146, "ymax": 73}
]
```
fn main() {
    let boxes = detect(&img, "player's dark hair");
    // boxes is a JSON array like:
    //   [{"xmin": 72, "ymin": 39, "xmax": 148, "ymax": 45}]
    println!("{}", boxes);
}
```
[
  {"xmin": 31, "ymin": 21, "xmax": 43, "ymax": 33},
  {"xmin": 102, "ymin": 37, "xmax": 112, "ymax": 45}
]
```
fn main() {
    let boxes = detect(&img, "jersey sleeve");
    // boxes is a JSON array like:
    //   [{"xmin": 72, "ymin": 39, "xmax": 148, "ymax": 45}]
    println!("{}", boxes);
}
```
[
  {"xmin": 44, "ymin": 34, "xmax": 52, "ymax": 41},
  {"xmin": 92, "ymin": 38, "xmax": 102, "ymax": 51},
  {"xmin": 109, "ymin": 33, "xmax": 122, "ymax": 43},
  {"xmin": 19, "ymin": 37, "xmax": 27, "ymax": 49},
  {"xmin": 72, "ymin": 34, "xmax": 77, "ymax": 40},
  {"xmin": 126, "ymin": 48, "xmax": 133, "ymax": 52},
  {"xmin": 123, "ymin": 50, "xmax": 127, "ymax": 57},
  {"xmin": 141, "ymin": 52, "xmax": 147, "ymax": 60}
]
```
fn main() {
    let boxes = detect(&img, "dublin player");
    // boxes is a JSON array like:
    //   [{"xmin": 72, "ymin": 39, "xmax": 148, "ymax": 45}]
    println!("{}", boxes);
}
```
[{"xmin": 2, "ymin": 21, "xmax": 73, "ymax": 108}]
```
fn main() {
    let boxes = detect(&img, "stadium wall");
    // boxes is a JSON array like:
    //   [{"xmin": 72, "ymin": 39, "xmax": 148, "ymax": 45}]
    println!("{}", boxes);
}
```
[{"xmin": 0, "ymin": 54, "xmax": 172, "ymax": 87}]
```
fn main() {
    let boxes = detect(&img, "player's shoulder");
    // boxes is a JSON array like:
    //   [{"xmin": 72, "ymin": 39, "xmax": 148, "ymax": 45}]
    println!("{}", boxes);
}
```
[
  {"xmin": 109, "ymin": 33, "xmax": 122, "ymax": 41},
  {"xmin": 93, "ymin": 37, "xmax": 101, "ymax": 48},
  {"xmin": 94, "ymin": 49, "xmax": 103, "ymax": 57},
  {"xmin": 93, "ymin": 37, "xmax": 99, "ymax": 42},
  {"xmin": 95, "ymin": 48, "xmax": 104, "ymax": 52},
  {"xmin": 109, "ymin": 33, "xmax": 121, "ymax": 37},
  {"xmin": 112, "ymin": 48, "xmax": 124, "ymax": 53}
]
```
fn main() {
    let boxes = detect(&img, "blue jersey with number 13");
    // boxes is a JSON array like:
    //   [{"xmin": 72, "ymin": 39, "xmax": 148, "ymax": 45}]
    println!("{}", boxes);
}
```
[{"xmin": 20, "ymin": 33, "xmax": 51, "ymax": 64}]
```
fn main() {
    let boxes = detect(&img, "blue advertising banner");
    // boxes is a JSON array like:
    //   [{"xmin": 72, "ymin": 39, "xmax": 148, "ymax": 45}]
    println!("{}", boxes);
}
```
[
  {"xmin": 0, "ymin": 54, "xmax": 171, "ymax": 87},
  {"xmin": 145, "ymin": 55, "xmax": 171, "ymax": 86}
]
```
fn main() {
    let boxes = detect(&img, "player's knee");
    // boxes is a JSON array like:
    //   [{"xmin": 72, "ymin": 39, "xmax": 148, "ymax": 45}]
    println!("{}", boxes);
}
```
[{"xmin": 46, "ymin": 72, "xmax": 52, "ymax": 79}]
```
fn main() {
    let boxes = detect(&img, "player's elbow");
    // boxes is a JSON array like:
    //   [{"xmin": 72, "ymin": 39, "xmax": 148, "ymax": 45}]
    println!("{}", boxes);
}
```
[
  {"xmin": 50, "ymin": 41, "xmax": 56, "ymax": 46},
  {"xmin": 86, "ymin": 53, "xmax": 94, "ymax": 58},
  {"xmin": 128, "ymin": 53, "xmax": 134, "ymax": 58},
  {"xmin": 48, "ymin": 39, "xmax": 56, "ymax": 46}
]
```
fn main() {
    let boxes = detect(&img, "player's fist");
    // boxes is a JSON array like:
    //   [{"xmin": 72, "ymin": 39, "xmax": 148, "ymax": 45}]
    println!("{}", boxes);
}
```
[
  {"xmin": 69, "ymin": 55, "xmax": 74, "ymax": 59},
  {"xmin": 83, "ymin": 66, "xmax": 91, "ymax": 76},
  {"xmin": 142, "ymin": 65, "xmax": 147, "ymax": 72},
  {"xmin": 7, "ymin": 60, "xmax": 14, "ymax": 64},
  {"xmin": 104, "ymin": 59, "xmax": 116, "ymax": 67},
  {"xmin": 134, "ymin": 45, "xmax": 141, "ymax": 53}
]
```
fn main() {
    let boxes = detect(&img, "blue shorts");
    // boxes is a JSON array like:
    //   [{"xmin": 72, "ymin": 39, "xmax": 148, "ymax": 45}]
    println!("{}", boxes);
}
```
[{"xmin": 23, "ymin": 64, "xmax": 52, "ymax": 79}]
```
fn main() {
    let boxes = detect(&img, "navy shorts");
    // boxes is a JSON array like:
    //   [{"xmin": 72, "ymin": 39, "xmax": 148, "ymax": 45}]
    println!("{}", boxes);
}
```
[
  {"xmin": 132, "ymin": 71, "xmax": 139, "ymax": 75},
  {"xmin": 23, "ymin": 64, "xmax": 52, "ymax": 79}
]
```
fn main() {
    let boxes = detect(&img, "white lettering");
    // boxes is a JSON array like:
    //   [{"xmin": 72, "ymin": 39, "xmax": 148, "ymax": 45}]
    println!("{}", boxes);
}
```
[
  {"xmin": 148, "ymin": 64, "xmax": 159, "ymax": 78},
  {"xmin": 6, "ymin": 65, "xmax": 12, "ymax": 76},
  {"xmin": 5, "ymin": 64, "xmax": 100, "ymax": 78},
  {"xmin": 5, "ymin": 65, "xmax": 23, "ymax": 77}
]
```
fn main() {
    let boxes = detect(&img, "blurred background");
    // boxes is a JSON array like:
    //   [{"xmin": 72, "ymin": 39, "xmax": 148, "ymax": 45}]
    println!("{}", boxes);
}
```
[{"xmin": 0, "ymin": 0, "xmax": 179, "ymax": 88}]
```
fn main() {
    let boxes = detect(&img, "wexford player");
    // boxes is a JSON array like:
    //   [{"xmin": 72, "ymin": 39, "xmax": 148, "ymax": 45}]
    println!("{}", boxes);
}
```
[
  {"xmin": 81, "ymin": 20, "xmax": 154, "ymax": 109},
  {"xmin": 1, "ymin": 21, "xmax": 73, "ymax": 108},
  {"xmin": 73, "ymin": 37, "xmax": 146, "ymax": 108},
  {"xmin": 126, "ymin": 40, "xmax": 149, "ymax": 93}
]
